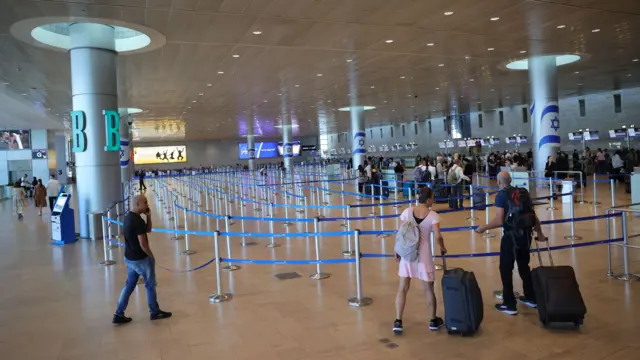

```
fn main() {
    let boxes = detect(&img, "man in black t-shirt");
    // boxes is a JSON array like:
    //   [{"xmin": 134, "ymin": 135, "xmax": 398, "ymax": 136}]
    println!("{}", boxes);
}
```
[{"xmin": 113, "ymin": 195, "xmax": 171, "ymax": 324}]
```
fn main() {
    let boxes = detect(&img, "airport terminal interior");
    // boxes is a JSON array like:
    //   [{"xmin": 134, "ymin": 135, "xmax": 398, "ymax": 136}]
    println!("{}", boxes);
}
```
[{"xmin": 1, "ymin": 0, "xmax": 640, "ymax": 359}]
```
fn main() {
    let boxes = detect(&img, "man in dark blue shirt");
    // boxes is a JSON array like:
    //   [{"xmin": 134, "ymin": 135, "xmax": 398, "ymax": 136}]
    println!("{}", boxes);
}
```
[
  {"xmin": 475, "ymin": 171, "xmax": 547, "ymax": 316},
  {"xmin": 113, "ymin": 195, "xmax": 171, "ymax": 324}
]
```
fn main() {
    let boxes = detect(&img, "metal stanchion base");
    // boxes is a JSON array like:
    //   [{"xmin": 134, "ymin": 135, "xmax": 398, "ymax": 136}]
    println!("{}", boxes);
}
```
[
  {"xmin": 369, "ymin": 212, "xmax": 375, "ymax": 216},
  {"xmin": 229, "ymin": 221, "xmax": 236, "ymax": 226},
  {"xmin": 393, "ymin": 205, "xmax": 400, "ymax": 208},
  {"xmin": 168, "ymin": 216, "xmax": 175, "ymax": 221},
  {"xmin": 494, "ymin": 290, "xmax": 520, "ymax": 300},
  {"xmin": 546, "ymin": 206, "xmax": 556, "ymax": 211},
  {"xmin": 209, "ymin": 293, "xmax": 233, "ymax": 303},
  {"xmin": 107, "ymin": 244, "xmax": 119, "ymax": 250},
  {"xmin": 266, "ymin": 243, "xmax": 281, "ymax": 248},
  {"xmin": 177, "ymin": 225, "xmax": 185, "ymax": 229},
  {"xmin": 296, "ymin": 209, "xmax": 304, "ymax": 213},
  {"xmin": 482, "ymin": 231, "xmax": 496, "ymax": 239},
  {"xmin": 342, "ymin": 250, "xmax": 355, "ymax": 257},
  {"xmin": 356, "ymin": 198, "xmax": 362, "ymax": 202},
  {"xmin": 137, "ymin": 278, "xmax": 144, "ymax": 284},
  {"xmin": 283, "ymin": 222, "xmax": 292, "ymax": 227},
  {"xmin": 466, "ymin": 216, "xmax": 479, "ymax": 222},
  {"xmin": 340, "ymin": 223, "xmax": 347, "ymax": 227},
  {"xmin": 228, "ymin": 200, "xmax": 235, "ymax": 204},
  {"xmin": 222, "ymin": 265, "xmax": 241, "ymax": 271},
  {"xmin": 377, "ymin": 234, "xmax": 390, "ymax": 239},
  {"xmin": 181, "ymin": 250, "xmax": 196, "ymax": 255},
  {"xmin": 309, "ymin": 273, "xmax": 331, "ymax": 280},
  {"xmin": 317, "ymin": 214, "xmax": 326, "ymax": 219},
  {"xmin": 254, "ymin": 208, "xmax": 262, "ymax": 212},
  {"xmin": 171, "ymin": 235, "xmax": 184, "ymax": 241},
  {"xmin": 348, "ymin": 296, "xmax": 373, "ymax": 307},
  {"xmin": 615, "ymin": 274, "xmax": 640, "ymax": 281},
  {"xmin": 434, "ymin": 264, "xmax": 443, "ymax": 271},
  {"xmin": 563, "ymin": 235, "xmax": 583, "ymax": 241},
  {"xmin": 591, "ymin": 201, "xmax": 602, "ymax": 206},
  {"xmin": 100, "ymin": 260, "xmax": 116, "ymax": 266}
]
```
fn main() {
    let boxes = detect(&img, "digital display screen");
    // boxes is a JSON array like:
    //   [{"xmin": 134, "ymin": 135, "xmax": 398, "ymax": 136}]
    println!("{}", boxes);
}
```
[
  {"xmin": 0, "ymin": 130, "xmax": 31, "ymax": 150},
  {"xmin": 569, "ymin": 132, "xmax": 583, "ymax": 141},
  {"xmin": 516, "ymin": 136, "xmax": 528, "ymax": 144},
  {"xmin": 466, "ymin": 140, "xmax": 477, "ymax": 147},
  {"xmin": 134, "ymin": 146, "xmax": 187, "ymax": 165},
  {"xmin": 457, "ymin": 140, "xmax": 467, "ymax": 147},
  {"xmin": 609, "ymin": 129, "xmax": 627, "ymax": 138},
  {"xmin": 506, "ymin": 136, "xmax": 517, "ymax": 144},
  {"xmin": 32, "ymin": 149, "xmax": 48, "ymax": 159},
  {"xmin": 628, "ymin": 128, "xmax": 638, "ymax": 137},
  {"xmin": 584, "ymin": 131, "xmax": 599, "ymax": 140},
  {"xmin": 238, "ymin": 142, "xmax": 278, "ymax": 159},
  {"xmin": 488, "ymin": 138, "xmax": 500, "ymax": 145},
  {"xmin": 277, "ymin": 141, "xmax": 301, "ymax": 157},
  {"xmin": 53, "ymin": 194, "xmax": 68, "ymax": 213},
  {"xmin": 438, "ymin": 142, "xmax": 446, "ymax": 149}
]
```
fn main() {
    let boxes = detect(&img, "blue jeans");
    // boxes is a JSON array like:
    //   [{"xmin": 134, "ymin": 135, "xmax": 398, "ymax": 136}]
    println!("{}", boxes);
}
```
[{"xmin": 115, "ymin": 257, "xmax": 160, "ymax": 316}]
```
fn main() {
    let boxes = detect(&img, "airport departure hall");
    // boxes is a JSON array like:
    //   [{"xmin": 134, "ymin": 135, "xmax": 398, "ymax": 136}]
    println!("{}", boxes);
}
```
[{"xmin": 1, "ymin": 0, "xmax": 640, "ymax": 359}]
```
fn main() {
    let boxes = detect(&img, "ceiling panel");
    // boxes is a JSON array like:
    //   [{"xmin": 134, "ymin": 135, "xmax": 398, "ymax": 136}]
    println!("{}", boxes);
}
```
[{"xmin": 0, "ymin": 0, "xmax": 639, "ymax": 137}]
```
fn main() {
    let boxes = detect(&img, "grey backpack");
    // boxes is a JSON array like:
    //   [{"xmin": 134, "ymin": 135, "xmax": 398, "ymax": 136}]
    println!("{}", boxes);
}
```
[{"xmin": 394, "ymin": 215, "xmax": 420, "ymax": 262}]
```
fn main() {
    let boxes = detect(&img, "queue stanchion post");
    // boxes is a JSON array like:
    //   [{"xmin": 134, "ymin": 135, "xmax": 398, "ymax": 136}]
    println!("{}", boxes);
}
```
[
  {"xmin": 209, "ymin": 231, "xmax": 233, "ymax": 303},
  {"xmin": 547, "ymin": 177, "xmax": 556, "ymax": 211},
  {"xmin": 181, "ymin": 206, "xmax": 196, "ymax": 255},
  {"xmin": 100, "ymin": 215, "xmax": 116, "ymax": 266},
  {"xmin": 205, "ymin": 186, "xmax": 211, "ymax": 213},
  {"xmin": 225, "ymin": 193, "xmax": 235, "ymax": 225},
  {"xmin": 615, "ymin": 211, "xmax": 639, "ymax": 281},
  {"xmin": 309, "ymin": 217, "xmax": 330, "ymax": 280},
  {"xmin": 578, "ymin": 172, "xmax": 586, "ymax": 204},
  {"xmin": 107, "ymin": 207, "xmax": 118, "ymax": 249},
  {"xmin": 378, "ymin": 201, "xmax": 389, "ymax": 238},
  {"xmin": 563, "ymin": 191, "xmax": 582, "ymax": 241},
  {"xmin": 348, "ymin": 229, "xmax": 372, "ymax": 307},
  {"xmin": 240, "ymin": 200, "xmax": 247, "ymax": 247},
  {"xmin": 115, "ymin": 203, "xmax": 122, "ymax": 240},
  {"xmin": 283, "ymin": 191, "xmax": 292, "ymax": 227},
  {"xmin": 304, "ymin": 197, "xmax": 309, "ymax": 233},
  {"xmin": 610, "ymin": 178, "xmax": 615, "ymax": 207},
  {"xmin": 393, "ymin": 179, "xmax": 402, "ymax": 208},
  {"xmin": 340, "ymin": 193, "xmax": 347, "ymax": 228},
  {"xmin": 222, "ymin": 216, "xmax": 240, "ymax": 271},
  {"xmin": 342, "ymin": 205, "xmax": 355, "ymax": 257},
  {"xmin": 171, "ymin": 200, "xmax": 184, "ymax": 240},
  {"xmin": 466, "ymin": 185, "xmax": 478, "ymax": 222},
  {"xmin": 431, "ymin": 232, "xmax": 443, "ymax": 270},
  {"xmin": 591, "ymin": 173, "xmax": 601, "ymax": 205},
  {"xmin": 266, "ymin": 203, "xmax": 280, "ymax": 248},
  {"xmin": 369, "ymin": 184, "xmax": 375, "ymax": 216},
  {"xmin": 482, "ymin": 191, "xmax": 495, "ymax": 238}
]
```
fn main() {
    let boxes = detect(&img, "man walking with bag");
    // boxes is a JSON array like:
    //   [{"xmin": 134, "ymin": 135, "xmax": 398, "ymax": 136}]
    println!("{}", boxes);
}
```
[{"xmin": 475, "ymin": 171, "xmax": 547, "ymax": 315}]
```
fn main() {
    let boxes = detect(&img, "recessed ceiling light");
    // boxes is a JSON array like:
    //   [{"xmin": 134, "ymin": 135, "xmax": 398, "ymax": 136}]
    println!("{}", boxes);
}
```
[
  {"xmin": 592, "ymin": 29, "xmax": 600, "ymax": 33},
  {"xmin": 277, "ymin": 93, "xmax": 282, "ymax": 95},
  {"xmin": 438, "ymin": 64, "xmax": 444, "ymax": 67},
  {"xmin": 578, "ymin": 83, "xmax": 583, "ymax": 86},
  {"xmin": 490, "ymin": 89, "xmax": 495, "ymax": 92},
  {"xmin": 574, "ymin": 71, "xmax": 579, "ymax": 74},
  {"xmin": 385, "ymin": 39, "xmax": 394, "ymax": 43},
  {"xmin": 487, "ymin": 48, "xmax": 495, "ymax": 51},
  {"xmin": 346, "ymin": 59, "xmax": 353, "ymax": 62},
  {"xmin": 506, "ymin": 96, "xmax": 510, "ymax": 99},
  {"xmin": 232, "ymin": 54, "xmax": 240, "ymax": 58},
  {"xmin": 633, "ymin": 59, "xmax": 639, "ymax": 62},
  {"xmin": 435, "ymin": 87, "xmax": 440, "ymax": 90},
  {"xmin": 187, "ymin": 106, "xmax": 191, "ymax": 109},
  {"xmin": 490, "ymin": 17, "xmax": 500, "ymax": 21},
  {"xmin": 628, "ymin": 74, "xmax": 632, "ymax": 77},
  {"xmin": 444, "ymin": 11, "xmax": 454, "ymax": 16},
  {"xmin": 263, "ymin": 100, "xmax": 268, "ymax": 102},
  {"xmin": 469, "ymin": 79, "xmax": 475, "ymax": 81},
  {"xmin": 207, "ymin": 83, "xmax": 213, "ymax": 87},
  {"xmin": 217, "ymin": 71, "xmax": 224, "ymax": 74},
  {"xmin": 252, "ymin": 30, "xmax": 262, "ymax": 35},
  {"xmin": 427, "ymin": 43, "xmax": 435, "ymax": 46},
  {"xmin": 198, "ymin": 93, "xmax": 204, "ymax": 96},
  {"xmin": 400, "ymin": 76, "xmax": 405, "ymax": 79},
  {"xmin": 317, "ymin": 74, "xmax": 323, "ymax": 76},
  {"xmin": 520, "ymin": 50, "xmax": 527, "ymax": 54},
  {"xmin": 2, "ymin": 82, "xmax": 9, "ymax": 85},
  {"xmin": 192, "ymin": 100, "xmax": 197, "ymax": 103},
  {"xmin": 557, "ymin": 25, "xmax": 566, "ymax": 29},
  {"xmin": 370, "ymin": 86, "xmax": 375, "ymax": 88},
  {"xmin": 295, "ymin": 84, "xmax": 300, "ymax": 87}
]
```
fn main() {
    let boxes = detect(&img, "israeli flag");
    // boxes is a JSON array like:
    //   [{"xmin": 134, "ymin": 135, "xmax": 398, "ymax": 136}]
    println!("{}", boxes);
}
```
[
  {"xmin": 248, "ymin": 148, "xmax": 256, "ymax": 159},
  {"xmin": 538, "ymin": 101, "xmax": 561, "ymax": 150},
  {"xmin": 120, "ymin": 138, "xmax": 130, "ymax": 168},
  {"xmin": 283, "ymin": 143, "xmax": 294, "ymax": 158},
  {"xmin": 353, "ymin": 131, "xmax": 366, "ymax": 154}
]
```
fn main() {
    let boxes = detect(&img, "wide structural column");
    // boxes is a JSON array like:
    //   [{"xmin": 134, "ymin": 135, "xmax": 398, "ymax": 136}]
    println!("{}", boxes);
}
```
[
  {"xmin": 70, "ymin": 23, "xmax": 121, "ymax": 239},
  {"xmin": 350, "ymin": 106, "xmax": 366, "ymax": 168},
  {"xmin": 247, "ymin": 135, "xmax": 256, "ymax": 170},
  {"xmin": 529, "ymin": 56, "xmax": 560, "ymax": 176},
  {"xmin": 282, "ymin": 118, "xmax": 294, "ymax": 172}
]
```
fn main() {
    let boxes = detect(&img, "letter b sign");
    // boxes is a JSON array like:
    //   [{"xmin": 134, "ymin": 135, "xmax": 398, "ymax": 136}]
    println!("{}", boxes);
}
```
[{"xmin": 70, "ymin": 110, "xmax": 121, "ymax": 153}]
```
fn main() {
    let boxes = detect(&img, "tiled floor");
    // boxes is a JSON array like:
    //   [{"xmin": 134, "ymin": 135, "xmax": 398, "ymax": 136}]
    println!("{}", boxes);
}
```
[{"xmin": 0, "ymin": 176, "xmax": 638, "ymax": 360}]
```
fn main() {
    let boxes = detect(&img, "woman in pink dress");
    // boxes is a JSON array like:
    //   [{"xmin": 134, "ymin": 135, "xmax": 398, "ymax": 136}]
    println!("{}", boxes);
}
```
[{"xmin": 393, "ymin": 187, "xmax": 447, "ymax": 334}]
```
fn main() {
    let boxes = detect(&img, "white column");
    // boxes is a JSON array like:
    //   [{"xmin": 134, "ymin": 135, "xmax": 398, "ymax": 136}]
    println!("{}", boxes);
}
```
[
  {"xmin": 529, "ymin": 56, "xmax": 560, "ymax": 175},
  {"xmin": 351, "ymin": 106, "xmax": 366, "ymax": 168},
  {"xmin": 70, "ymin": 23, "xmax": 121, "ymax": 238}
]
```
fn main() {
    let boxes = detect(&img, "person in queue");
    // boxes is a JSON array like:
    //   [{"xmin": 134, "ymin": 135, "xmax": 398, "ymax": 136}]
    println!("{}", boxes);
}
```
[
  {"xmin": 393, "ymin": 187, "xmax": 447, "ymax": 333},
  {"xmin": 113, "ymin": 194, "xmax": 171, "ymax": 324},
  {"xmin": 474, "ymin": 171, "xmax": 547, "ymax": 315}
]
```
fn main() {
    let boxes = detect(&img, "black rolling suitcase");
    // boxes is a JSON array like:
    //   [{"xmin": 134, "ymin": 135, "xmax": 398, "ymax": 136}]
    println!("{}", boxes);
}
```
[
  {"xmin": 433, "ymin": 180, "xmax": 448, "ymax": 204},
  {"xmin": 531, "ymin": 240, "xmax": 586, "ymax": 328},
  {"xmin": 441, "ymin": 256, "xmax": 484, "ymax": 336}
]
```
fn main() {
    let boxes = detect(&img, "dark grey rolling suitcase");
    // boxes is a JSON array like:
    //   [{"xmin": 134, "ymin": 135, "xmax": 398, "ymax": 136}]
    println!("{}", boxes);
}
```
[
  {"xmin": 441, "ymin": 256, "xmax": 484, "ymax": 336},
  {"xmin": 473, "ymin": 188, "xmax": 486, "ymax": 210},
  {"xmin": 531, "ymin": 240, "xmax": 587, "ymax": 328}
]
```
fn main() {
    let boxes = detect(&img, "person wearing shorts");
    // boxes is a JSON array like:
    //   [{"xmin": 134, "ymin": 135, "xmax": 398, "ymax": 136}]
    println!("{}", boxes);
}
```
[{"xmin": 393, "ymin": 187, "xmax": 447, "ymax": 334}]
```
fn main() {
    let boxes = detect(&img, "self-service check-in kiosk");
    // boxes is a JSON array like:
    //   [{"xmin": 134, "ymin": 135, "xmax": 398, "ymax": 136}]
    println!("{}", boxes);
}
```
[{"xmin": 51, "ymin": 193, "xmax": 77, "ymax": 245}]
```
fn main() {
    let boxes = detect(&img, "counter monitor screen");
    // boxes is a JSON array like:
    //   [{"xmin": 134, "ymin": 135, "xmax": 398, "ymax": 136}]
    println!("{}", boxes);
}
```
[
  {"xmin": 584, "ymin": 131, "xmax": 599, "ymax": 140},
  {"xmin": 53, "ymin": 194, "xmax": 68, "ymax": 213}
]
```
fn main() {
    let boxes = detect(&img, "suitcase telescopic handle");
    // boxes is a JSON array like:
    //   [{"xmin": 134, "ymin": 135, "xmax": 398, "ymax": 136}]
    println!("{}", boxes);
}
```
[
  {"xmin": 533, "ymin": 237, "xmax": 554, "ymax": 267},
  {"xmin": 441, "ymin": 251, "xmax": 447, "ymax": 271}
]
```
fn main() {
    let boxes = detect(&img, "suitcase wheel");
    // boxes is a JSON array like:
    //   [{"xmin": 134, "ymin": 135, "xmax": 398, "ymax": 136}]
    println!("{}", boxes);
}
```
[{"xmin": 573, "ymin": 318, "xmax": 583, "ymax": 327}]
